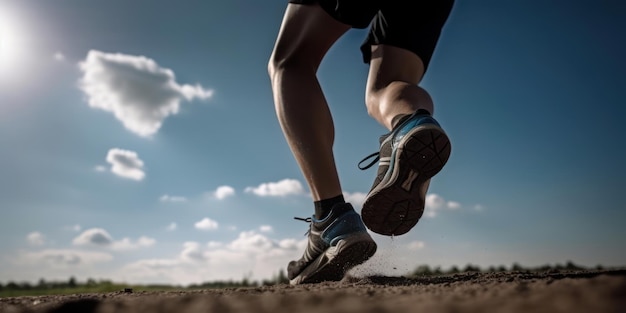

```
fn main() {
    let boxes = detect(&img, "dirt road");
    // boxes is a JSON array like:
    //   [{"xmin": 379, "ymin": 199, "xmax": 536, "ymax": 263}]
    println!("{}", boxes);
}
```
[{"xmin": 2, "ymin": 269, "xmax": 624, "ymax": 313}]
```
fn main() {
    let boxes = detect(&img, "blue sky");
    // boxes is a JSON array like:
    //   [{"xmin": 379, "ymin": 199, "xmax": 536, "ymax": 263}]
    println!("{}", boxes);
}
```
[{"xmin": 1, "ymin": 0, "xmax": 624, "ymax": 285}]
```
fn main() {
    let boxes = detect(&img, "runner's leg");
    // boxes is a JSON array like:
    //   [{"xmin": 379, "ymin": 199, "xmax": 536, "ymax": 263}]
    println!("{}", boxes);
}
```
[
  {"xmin": 268, "ymin": 3, "xmax": 350, "ymax": 201},
  {"xmin": 366, "ymin": 45, "xmax": 433, "ymax": 131},
  {"xmin": 358, "ymin": 0, "xmax": 455, "ymax": 235},
  {"xmin": 362, "ymin": 0, "xmax": 454, "ymax": 130}
]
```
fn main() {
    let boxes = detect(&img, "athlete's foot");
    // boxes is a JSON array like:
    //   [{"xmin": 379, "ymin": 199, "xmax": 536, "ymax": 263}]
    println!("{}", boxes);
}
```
[
  {"xmin": 288, "ymin": 203, "xmax": 377, "ymax": 285},
  {"xmin": 358, "ymin": 111, "xmax": 451, "ymax": 236}
]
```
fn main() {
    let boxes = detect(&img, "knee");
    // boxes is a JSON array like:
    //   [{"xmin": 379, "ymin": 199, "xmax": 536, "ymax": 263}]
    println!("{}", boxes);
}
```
[
  {"xmin": 267, "ymin": 51, "xmax": 315, "ymax": 82},
  {"xmin": 267, "ymin": 53, "xmax": 281, "ymax": 81}
]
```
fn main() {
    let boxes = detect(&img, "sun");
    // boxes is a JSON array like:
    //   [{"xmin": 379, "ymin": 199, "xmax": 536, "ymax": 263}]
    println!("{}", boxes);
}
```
[{"xmin": 0, "ymin": 9, "xmax": 23, "ymax": 72}]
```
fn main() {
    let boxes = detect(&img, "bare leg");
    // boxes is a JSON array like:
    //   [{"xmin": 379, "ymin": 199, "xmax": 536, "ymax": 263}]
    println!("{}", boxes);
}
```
[
  {"xmin": 268, "ymin": 4, "xmax": 350, "ymax": 201},
  {"xmin": 365, "ymin": 45, "xmax": 435, "ymax": 130},
  {"xmin": 361, "ymin": 44, "xmax": 451, "ymax": 236}
]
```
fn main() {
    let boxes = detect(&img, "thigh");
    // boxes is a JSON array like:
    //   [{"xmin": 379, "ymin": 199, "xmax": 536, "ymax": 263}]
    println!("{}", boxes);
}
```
[
  {"xmin": 271, "ymin": 3, "xmax": 351, "ymax": 70},
  {"xmin": 289, "ymin": 0, "xmax": 380, "ymax": 29},
  {"xmin": 360, "ymin": 0, "xmax": 455, "ymax": 71}
]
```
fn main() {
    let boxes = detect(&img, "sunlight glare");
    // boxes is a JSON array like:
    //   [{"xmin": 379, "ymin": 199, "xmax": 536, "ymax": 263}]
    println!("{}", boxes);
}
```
[{"xmin": 0, "ymin": 8, "xmax": 24, "ymax": 74}]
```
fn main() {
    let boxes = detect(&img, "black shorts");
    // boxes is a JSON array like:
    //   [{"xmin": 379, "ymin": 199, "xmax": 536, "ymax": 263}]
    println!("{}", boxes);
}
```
[{"xmin": 288, "ymin": 0, "xmax": 454, "ymax": 70}]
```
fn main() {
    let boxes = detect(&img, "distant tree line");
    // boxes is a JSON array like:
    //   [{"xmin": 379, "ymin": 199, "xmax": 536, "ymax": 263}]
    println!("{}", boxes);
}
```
[
  {"xmin": 0, "ymin": 270, "xmax": 290, "ymax": 294},
  {"xmin": 0, "ymin": 277, "xmax": 115, "ymax": 292},
  {"xmin": 0, "ymin": 262, "xmax": 610, "ymax": 295},
  {"xmin": 186, "ymin": 269, "xmax": 289, "ymax": 289},
  {"xmin": 409, "ymin": 260, "xmax": 603, "ymax": 277}
]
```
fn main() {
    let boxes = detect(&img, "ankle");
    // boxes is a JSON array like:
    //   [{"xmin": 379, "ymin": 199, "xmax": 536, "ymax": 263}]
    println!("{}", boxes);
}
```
[
  {"xmin": 314, "ymin": 195, "xmax": 345, "ymax": 219},
  {"xmin": 391, "ymin": 109, "xmax": 431, "ymax": 130}
]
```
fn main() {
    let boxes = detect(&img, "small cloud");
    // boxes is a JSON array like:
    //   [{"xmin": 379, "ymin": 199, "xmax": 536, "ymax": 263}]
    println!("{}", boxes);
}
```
[
  {"xmin": 424, "ymin": 194, "xmax": 463, "ymax": 218},
  {"xmin": 78, "ymin": 50, "xmax": 213, "ymax": 137},
  {"xmin": 228, "ymin": 231, "xmax": 275, "ymax": 252},
  {"xmin": 166, "ymin": 222, "xmax": 177, "ymax": 231},
  {"xmin": 160, "ymin": 194, "xmax": 187, "ymax": 203},
  {"xmin": 474, "ymin": 204, "xmax": 486, "ymax": 212},
  {"xmin": 67, "ymin": 224, "xmax": 82, "ymax": 232},
  {"xmin": 447, "ymin": 201, "xmax": 461, "ymax": 210},
  {"xmin": 94, "ymin": 165, "xmax": 107, "ymax": 172},
  {"xmin": 26, "ymin": 232, "xmax": 45, "ymax": 246},
  {"xmin": 73, "ymin": 228, "xmax": 113, "ymax": 246},
  {"xmin": 343, "ymin": 191, "xmax": 367, "ymax": 208},
  {"xmin": 244, "ymin": 179, "xmax": 304, "ymax": 197},
  {"xmin": 53, "ymin": 52, "xmax": 65, "ymax": 62},
  {"xmin": 140, "ymin": 236, "xmax": 156, "ymax": 246},
  {"xmin": 213, "ymin": 185, "xmax": 235, "ymax": 200},
  {"xmin": 111, "ymin": 236, "xmax": 157, "ymax": 251},
  {"xmin": 105, "ymin": 148, "xmax": 145, "ymax": 181},
  {"xmin": 259, "ymin": 225, "xmax": 273, "ymax": 233},
  {"xmin": 407, "ymin": 241, "xmax": 425, "ymax": 251},
  {"xmin": 194, "ymin": 218, "xmax": 219, "ymax": 231},
  {"xmin": 72, "ymin": 228, "xmax": 155, "ymax": 250},
  {"xmin": 17, "ymin": 249, "xmax": 112, "ymax": 267},
  {"xmin": 180, "ymin": 241, "xmax": 205, "ymax": 262}
]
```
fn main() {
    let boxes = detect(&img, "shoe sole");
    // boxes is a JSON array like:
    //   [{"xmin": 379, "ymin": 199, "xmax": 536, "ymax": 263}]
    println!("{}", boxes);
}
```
[
  {"xmin": 289, "ymin": 233, "xmax": 377, "ymax": 285},
  {"xmin": 361, "ymin": 125, "xmax": 451, "ymax": 236}
]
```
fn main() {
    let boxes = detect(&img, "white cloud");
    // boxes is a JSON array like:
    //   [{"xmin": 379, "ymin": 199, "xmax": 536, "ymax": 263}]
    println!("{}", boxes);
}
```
[
  {"xmin": 229, "ymin": 231, "xmax": 275, "ymax": 252},
  {"xmin": 26, "ymin": 232, "xmax": 45, "ymax": 246},
  {"xmin": 64, "ymin": 224, "xmax": 82, "ymax": 232},
  {"xmin": 160, "ymin": 194, "xmax": 187, "ymax": 203},
  {"xmin": 113, "ymin": 236, "xmax": 157, "ymax": 251},
  {"xmin": 105, "ymin": 148, "xmax": 145, "ymax": 181},
  {"xmin": 53, "ymin": 52, "xmax": 65, "ymax": 62},
  {"xmin": 120, "ymin": 231, "xmax": 305, "ymax": 285},
  {"xmin": 73, "ymin": 228, "xmax": 113, "ymax": 246},
  {"xmin": 259, "ymin": 225, "xmax": 273, "ymax": 233},
  {"xmin": 474, "ymin": 204, "xmax": 486, "ymax": 212},
  {"xmin": 138, "ymin": 236, "xmax": 156, "ymax": 246},
  {"xmin": 180, "ymin": 242, "xmax": 205, "ymax": 262},
  {"xmin": 213, "ymin": 185, "xmax": 235, "ymax": 200},
  {"xmin": 207, "ymin": 241, "xmax": 222, "ymax": 249},
  {"xmin": 166, "ymin": 222, "xmax": 177, "ymax": 231},
  {"xmin": 72, "ymin": 228, "xmax": 155, "ymax": 251},
  {"xmin": 17, "ymin": 249, "xmax": 113, "ymax": 267},
  {"xmin": 278, "ymin": 238, "xmax": 300, "ymax": 250},
  {"xmin": 94, "ymin": 165, "xmax": 107, "ymax": 172},
  {"xmin": 194, "ymin": 218, "xmax": 219, "ymax": 231},
  {"xmin": 447, "ymin": 201, "xmax": 461, "ymax": 210},
  {"xmin": 407, "ymin": 241, "xmax": 425, "ymax": 251},
  {"xmin": 424, "ymin": 193, "xmax": 463, "ymax": 218},
  {"xmin": 244, "ymin": 179, "xmax": 304, "ymax": 197},
  {"xmin": 78, "ymin": 50, "xmax": 213, "ymax": 137},
  {"xmin": 343, "ymin": 191, "xmax": 367, "ymax": 209}
]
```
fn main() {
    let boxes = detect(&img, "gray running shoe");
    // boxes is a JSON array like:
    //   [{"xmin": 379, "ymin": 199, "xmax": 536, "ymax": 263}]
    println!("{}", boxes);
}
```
[
  {"xmin": 358, "ymin": 111, "xmax": 451, "ymax": 236},
  {"xmin": 288, "ymin": 203, "xmax": 377, "ymax": 285}
]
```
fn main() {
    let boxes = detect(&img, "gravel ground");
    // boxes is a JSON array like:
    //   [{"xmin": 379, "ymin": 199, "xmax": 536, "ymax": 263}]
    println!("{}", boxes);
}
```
[{"xmin": 1, "ymin": 269, "xmax": 624, "ymax": 313}]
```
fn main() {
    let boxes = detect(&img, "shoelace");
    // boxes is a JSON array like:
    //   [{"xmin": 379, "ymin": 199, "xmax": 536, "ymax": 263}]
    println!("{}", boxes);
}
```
[
  {"xmin": 358, "ymin": 111, "xmax": 425, "ymax": 171},
  {"xmin": 358, "ymin": 152, "xmax": 380, "ymax": 170},
  {"xmin": 294, "ymin": 216, "xmax": 312, "ymax": 236},
  {"xmin": 294, "ymin": 216, "xmax": 312, "ymax": 223}
]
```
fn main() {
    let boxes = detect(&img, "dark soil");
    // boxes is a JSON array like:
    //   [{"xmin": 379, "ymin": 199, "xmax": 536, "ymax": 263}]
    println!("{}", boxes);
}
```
[{"xmin": 2, "ymin": 269, "xmax": 625, "ymax": 313}]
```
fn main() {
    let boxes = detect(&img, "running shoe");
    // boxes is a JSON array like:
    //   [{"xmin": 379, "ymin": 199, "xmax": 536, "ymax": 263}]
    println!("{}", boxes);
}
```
[
  {"xmin": 288, "ymin": 203, "xmax": 377, "ymax": 285},
  {"xmin": 358, "ymin": 111, "xmax": 451, "ymax": 236}
]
